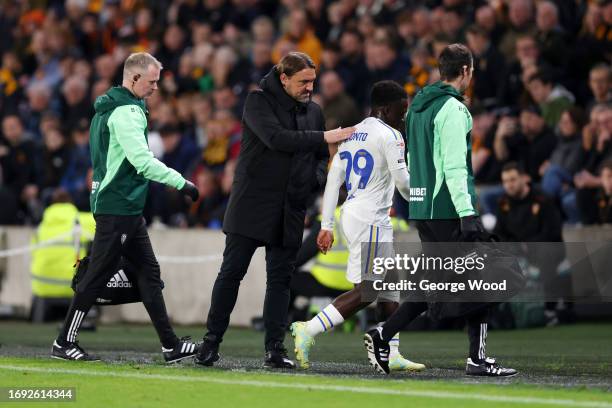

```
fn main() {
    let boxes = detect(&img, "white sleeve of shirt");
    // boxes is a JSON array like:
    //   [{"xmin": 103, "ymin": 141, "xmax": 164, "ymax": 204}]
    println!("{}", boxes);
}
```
[
  {"xmin": 391, "ymin": 167, "xmax": 410, "ymax": 202},
  {"xmin": 383, "ymin": 129, "xmax": 407, "ymax": 172},
  {"xmin": 321, "ymin": 154, "xmax": 345, "ymax": 231}
]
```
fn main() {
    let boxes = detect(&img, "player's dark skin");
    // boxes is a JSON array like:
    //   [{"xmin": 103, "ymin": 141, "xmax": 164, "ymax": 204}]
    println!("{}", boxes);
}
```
[{"xmin": 317, "ymin": 97, "xmax": 409, "ymax": 319}]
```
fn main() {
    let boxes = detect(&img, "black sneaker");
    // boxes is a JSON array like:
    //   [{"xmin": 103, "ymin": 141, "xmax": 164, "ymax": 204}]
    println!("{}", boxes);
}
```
[
  {"xmin": 364, "ymin": 328, "xmax": 390, "ymax": 374},
  {"xmin": 466, "ymin": 357, "xmax": 518, "ymax": 377},
  {"xmin": 51, "ymin": 340, "xmax": 100, "ymax": 361},
  {"xmin": 195, "ymin": 337, "xmax": 220, "ymax": 367},
  {"xmin": 162, "ymin": 336, "xmax": 199, "ymax": 363},
  {"xmin": 263, "ymin": 342, "xmax": 295, "ymax": 369}
]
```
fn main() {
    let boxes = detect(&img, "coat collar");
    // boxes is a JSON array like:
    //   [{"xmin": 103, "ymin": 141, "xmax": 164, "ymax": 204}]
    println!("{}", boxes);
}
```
[{"xmin": 259, "ymin": 68, "xmax": 307, "ymax": 112}]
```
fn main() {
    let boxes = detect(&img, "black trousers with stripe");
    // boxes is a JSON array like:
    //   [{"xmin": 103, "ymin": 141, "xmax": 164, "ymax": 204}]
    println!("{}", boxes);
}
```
[
  {"xmin": 58, "ymin": 215, "xmax": 178, "ymax": 348},
  {"xmin": 381, "ymin": 219, "xmax": 490, "ymax": 362}
]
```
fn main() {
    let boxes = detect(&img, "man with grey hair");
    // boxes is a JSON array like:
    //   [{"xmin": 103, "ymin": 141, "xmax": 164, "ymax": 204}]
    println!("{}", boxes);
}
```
[
  {"xmin": 536, "ymin": 0, "xmax": 567, "ymax": 67},
  {"xmin": 52, "ymin": 52, "xmax": 200, "ymax": 363}
]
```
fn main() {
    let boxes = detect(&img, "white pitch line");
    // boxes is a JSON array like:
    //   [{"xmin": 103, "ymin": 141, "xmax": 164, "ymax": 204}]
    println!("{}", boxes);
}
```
[{"xmin": 0, "ymin": 364, "xmax": 611, "ymax": 408}]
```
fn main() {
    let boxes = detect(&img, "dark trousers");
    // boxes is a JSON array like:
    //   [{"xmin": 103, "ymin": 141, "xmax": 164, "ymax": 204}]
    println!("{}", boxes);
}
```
[
  {"xmin": 206, "ymin": 233, "xmax": 298, "ymax": 349},
  {"xmin": 58, "ymin": 215, "xmax": 178, "ymax": 348},
  {"xmin": 381, "ymin": 219, "xmax": 491, "ymax": 362}
]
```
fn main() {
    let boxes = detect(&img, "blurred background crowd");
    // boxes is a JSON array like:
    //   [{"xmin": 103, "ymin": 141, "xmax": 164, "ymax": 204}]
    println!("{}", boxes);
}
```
[{"xmin": 0, "ymin": 0, "xmax": 610, "ymax": 229}]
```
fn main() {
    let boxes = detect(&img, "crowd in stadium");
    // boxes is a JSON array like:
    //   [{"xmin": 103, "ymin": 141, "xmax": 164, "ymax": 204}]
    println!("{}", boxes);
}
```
[{"xmin": 0, "ymin": 0, "xmax": 610, "ymax": 228}]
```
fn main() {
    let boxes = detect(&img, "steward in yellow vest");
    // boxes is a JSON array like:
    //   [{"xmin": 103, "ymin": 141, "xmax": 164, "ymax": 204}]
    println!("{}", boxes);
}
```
[{"xmin": 31, "ymin": 194, "xmax": 95, "ymax": 299}]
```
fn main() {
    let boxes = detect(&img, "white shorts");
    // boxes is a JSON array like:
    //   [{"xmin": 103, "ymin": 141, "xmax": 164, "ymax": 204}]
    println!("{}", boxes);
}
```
[{"xmin": 340, "ymin": 211, "xmax": 394, "ymax": 284}]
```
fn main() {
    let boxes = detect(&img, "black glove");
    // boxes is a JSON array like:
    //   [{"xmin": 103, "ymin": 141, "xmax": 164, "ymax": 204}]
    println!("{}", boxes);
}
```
[
  {"xmin": 181, "ymin": 180, "xmax": 199, "ymax": 201},
  {"xmin": 460, "ymin": 215, "xmax": 485, "ymax": 241}
]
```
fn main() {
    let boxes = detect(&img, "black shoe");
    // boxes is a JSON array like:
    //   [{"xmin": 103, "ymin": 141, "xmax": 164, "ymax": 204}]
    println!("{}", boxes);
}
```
[
  {"xmin": 263, "ymin": 342, "xmax": 295, "ymax": 369},
  {"xmin": 195, "ymin": 337, "xmax": 220, "ymax": 366},
  {"xmin": 51, "ymin": 340, "xmax": 100, "ymax": 361},
  {"xmin": 364, "ymin": 328, "xmax": 390, "ymax": 374},
  {"xmin": 466, "ymin": 357, "xmax": 518, "ymax": 377},
  {"xmin": 162, "ymin": 336, "xmax": 199, "ymax": 363}
]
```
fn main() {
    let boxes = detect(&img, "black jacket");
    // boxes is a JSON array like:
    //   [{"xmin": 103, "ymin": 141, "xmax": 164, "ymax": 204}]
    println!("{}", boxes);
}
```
[
  {"xmin": 494, "ymin": 187, "xmax": 563, "ymax": 242},
  {"xmin": 223, "ymin": 68, "xmax": 328, "ymax": 248}
]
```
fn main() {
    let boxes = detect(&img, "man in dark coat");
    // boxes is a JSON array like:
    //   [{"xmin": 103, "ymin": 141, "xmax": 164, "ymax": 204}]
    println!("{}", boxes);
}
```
[{"xmin": 196, "ymin": 52, "xmax": 355, "ymax": 369}]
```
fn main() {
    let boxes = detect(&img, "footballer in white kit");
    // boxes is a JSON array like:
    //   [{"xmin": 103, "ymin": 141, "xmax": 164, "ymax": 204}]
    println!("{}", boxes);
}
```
[
  {"xmin": 290, "ymin": 81, "xmax": 424, "ymax": 372},
  {"xmin": 330, "ymin": 115, "xmax": 407, "ymax": 284}
]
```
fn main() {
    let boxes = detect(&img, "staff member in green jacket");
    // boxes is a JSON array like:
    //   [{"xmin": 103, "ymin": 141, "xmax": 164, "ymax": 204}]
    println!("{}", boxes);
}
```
[
  {"xmin": 52, "ymin": 52, "xmax": 200, "ymax": 363},
  {"xmin": 364, "ymin": 44, "xmax": 517, "ymax": 377}
]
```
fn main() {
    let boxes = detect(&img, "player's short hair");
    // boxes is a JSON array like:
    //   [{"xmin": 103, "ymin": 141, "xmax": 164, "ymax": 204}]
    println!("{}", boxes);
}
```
[
  {"xmin": 438, "ymin": 43, "xmax": 473, "ymax": 81},
  {"xmin": 123, "ymin": 52, "xmax": 162, "ymax": 81},
  {"xmin": 370, "ymin": 80, "xmax": 407, "ymax": 108},
  {"xmin": 275, "ymin": 52, "xmax": 315, "ymax": 77}
]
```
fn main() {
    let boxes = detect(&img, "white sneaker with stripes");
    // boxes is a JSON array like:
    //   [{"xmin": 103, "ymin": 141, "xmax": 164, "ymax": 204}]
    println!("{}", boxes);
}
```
[
  {"xmin": 51, "ymin": 340, "xmax": 100, "ymax": 361},
  {"xmin": 162, "ymin": 336, "xmax": 199, "ymax": 363}
]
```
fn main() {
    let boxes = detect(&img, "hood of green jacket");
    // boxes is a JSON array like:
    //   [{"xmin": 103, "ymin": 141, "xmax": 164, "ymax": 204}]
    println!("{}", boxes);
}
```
[
  {"xmin": 93, "ymin": 86, "xmax": 146, "ymax": 114},
  {"xmin": 410, "ymin": 81, "xmax": 463, "ymax": 113}
]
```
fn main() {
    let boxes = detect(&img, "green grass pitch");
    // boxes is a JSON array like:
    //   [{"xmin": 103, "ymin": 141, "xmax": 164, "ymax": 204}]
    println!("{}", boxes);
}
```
[{"xmin": 0, "ymin": 322, "xmax": 611, "ymax": 407}]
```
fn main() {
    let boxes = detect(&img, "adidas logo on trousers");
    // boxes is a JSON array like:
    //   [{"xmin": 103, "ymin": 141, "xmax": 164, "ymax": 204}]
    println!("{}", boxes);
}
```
[{"xmin": 107, "ymin": 270, "xmax": 132, "ymax": 288}]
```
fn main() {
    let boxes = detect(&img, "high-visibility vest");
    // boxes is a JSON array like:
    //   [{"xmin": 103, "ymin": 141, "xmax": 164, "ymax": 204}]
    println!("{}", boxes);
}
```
[
  {"xmin": 391, "ymin": 216, "xmax": 409, "ymax": 232},
  {"xmin": 311, "ymin": 207, "xmax": 353, "ymax": 291},
  {"xmin": 31, "ymin": 203, "xmax": 95, "ymax": 298},
  {"xmin": 310, "ymin": 209, "xmax": 410, "ymax": 291}
]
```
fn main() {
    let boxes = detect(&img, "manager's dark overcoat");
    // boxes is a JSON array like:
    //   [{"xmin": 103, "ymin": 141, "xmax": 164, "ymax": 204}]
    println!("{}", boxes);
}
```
[{"xmin": 223, "ymin": 68, "xmax": 329, "ymax": 248}]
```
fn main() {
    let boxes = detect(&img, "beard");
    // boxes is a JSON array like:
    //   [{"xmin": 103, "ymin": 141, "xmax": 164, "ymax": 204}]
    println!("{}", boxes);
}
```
[{"xmin": 295, "ymin": 92, "xmax": 311, "ymax": 103}]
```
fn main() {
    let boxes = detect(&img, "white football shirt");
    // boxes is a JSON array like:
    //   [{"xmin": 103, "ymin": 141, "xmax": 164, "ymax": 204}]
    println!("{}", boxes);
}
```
[{"xmin": 330, "ymin": 117, "xmax": 407, "ymax": 226}]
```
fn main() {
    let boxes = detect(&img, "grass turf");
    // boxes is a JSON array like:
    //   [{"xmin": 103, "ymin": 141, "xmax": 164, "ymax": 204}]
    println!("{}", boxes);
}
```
[{"xmin": 0, "ymin": 322, "xmax": 611, "ymax": 407}]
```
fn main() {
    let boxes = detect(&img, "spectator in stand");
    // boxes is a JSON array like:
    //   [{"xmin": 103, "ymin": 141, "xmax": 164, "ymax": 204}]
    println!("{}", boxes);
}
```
[
  {"xmin": 60, "ymin": 119, "xmax": 91, "ymax": 211},
  {"xmin": 39, "ymin": 127, "xmax": 70, "ymax": 205},
  {"xmin": 526, "ymin": 69, "xmax": 575, "ymax": 128},
  {"xmin": 499, "ymin": 0, "xmax": 536, "ymax": 62},
  {"xmin": 21, "ymin": 82, "xmax": 55, "ymax": 141},
  {"xmin": 494, "ymin": 162, "xmax": 568, "ymax": 326},
  {"xmin": 365, "ymin": 28, "xmax": 410, "ymax": 93},
  {"xmin": 574, "ymin": 104, "xmax": 612, "ymax": 224},
  {"xmin": 586, "ymin": 63, "xmax": 612, "ymax": 113},
  {"xmin": 440, "ymin": 6, "xmax": 466, "ymax": 44},
  {"xmin": 592, "ymin": 160, "xmax": 612, "ymax": 224},
  {"xmin": 273, "ymin": 8, "xmax": 323, "ymax": 66},
  {"xmin": 150, "ymin": 124, "xmax": 201, "ymax": 227},
  {"xmin": 157, "ymin": 25, "xmax": 187, "ymax": 76},
  {"xmin": 0, "ymin": 114, "xmax": 41, "ymax": 224},
  {"xmin": 535, "ymin": 1, "xmax": 568, "ymax": 69},
  {"xmin": 61, "ymin": 77, "xmax": 93, "ymax": 134},
  {"xmin": 466, "ymin": 24, "xmax": 506, "ymax": 110},
  {"xmin": 187, "ymin": 166, "xmax": 224, "ymax": 228},
  {"xmin": 248, "ymin": 41, "xmax": 274, "ymax": 90},
  {"xmin": 540, "ymin": 107, "xmax": 587, "ymax": 222},
  {"xmin": 494, "ymin": 105, "xmax": 557, "ymax": 183},
  {"xmin": 319, "ymin": 70, "xmax": 361, "ymax": 130},
  {"xmin": 475, "ymin": 4, "xmax": 504, "ymax": 47},
  {"xmin": 472, "ymin": 109, "xmax": 502, "ymax": 185},
  {"xmin": 498, "ymin": 34, "xmax": 542, "ymax": 109},
  {"xmin": 336, "ymin": 29, "xmax": 370, "ymax": 109},
  {"xmin": 571, "ymin": 2, "xmax": 612, "ymax": 85},
  {"xmin": 481, "ymin": 105, "xmax": 556, "ymax": 215},
  {"xmin": 0, "ymin": 51, "xmax": 23, "ymax": 118},
  {"xmin": 402, "ymin": 46, "xmax": 436, "ymax": 99}
]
